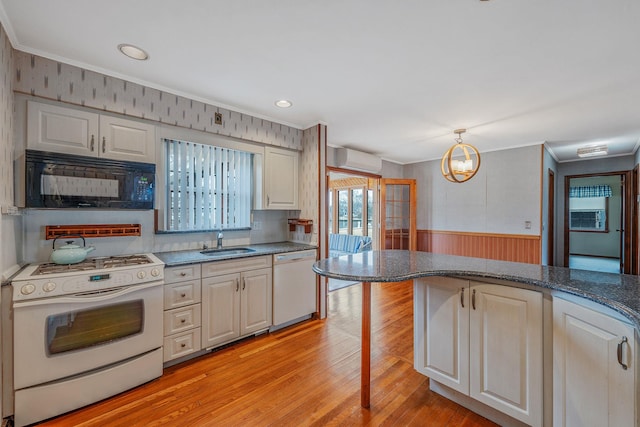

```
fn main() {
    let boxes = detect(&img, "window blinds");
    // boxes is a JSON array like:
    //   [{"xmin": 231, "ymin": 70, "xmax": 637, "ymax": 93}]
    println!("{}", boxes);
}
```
[{"xmin": 165, "ymin": 139, "xmax": 252, "ymax": 231}]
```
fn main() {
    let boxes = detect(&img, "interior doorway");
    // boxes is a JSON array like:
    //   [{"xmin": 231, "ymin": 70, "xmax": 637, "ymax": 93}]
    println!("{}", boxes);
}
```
[
  {"xmin": 326, "ymin": 168, "xmax": 380, "ymax": 292},
  {"xmin": 564, "ymin": 172, "xmax": 631, "ymax": 274}
]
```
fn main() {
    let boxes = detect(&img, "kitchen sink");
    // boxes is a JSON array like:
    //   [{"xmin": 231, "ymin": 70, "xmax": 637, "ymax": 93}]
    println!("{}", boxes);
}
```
[{"xmin": 200, "ymin": 247, "xmax": 256, "ymax": 256}]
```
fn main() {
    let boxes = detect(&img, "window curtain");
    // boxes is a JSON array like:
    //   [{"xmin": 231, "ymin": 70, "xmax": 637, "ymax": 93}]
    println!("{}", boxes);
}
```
[
  {"xmin": 165, "ymin": 139, "xmax": 252, "ymax": 231},
  {"xmin": 569, "ymin": 185, "xmax": 612, "ymax": 198}
]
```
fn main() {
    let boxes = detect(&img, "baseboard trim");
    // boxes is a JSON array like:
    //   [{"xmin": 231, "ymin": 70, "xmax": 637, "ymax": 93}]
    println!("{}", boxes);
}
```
[{"xmin": 429, "ymin": 380, "xmax": 530, "ymax": 427}]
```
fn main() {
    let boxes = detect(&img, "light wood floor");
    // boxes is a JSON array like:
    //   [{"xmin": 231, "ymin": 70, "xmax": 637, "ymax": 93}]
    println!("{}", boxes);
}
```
[{"xmin": 36, "ymin": 282, "xmax": 497, "ymax": 427}]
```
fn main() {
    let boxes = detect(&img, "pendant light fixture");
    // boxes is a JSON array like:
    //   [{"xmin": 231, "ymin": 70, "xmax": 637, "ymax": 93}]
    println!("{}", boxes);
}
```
[{"xmin": 440, "ymin": 129, "xmax": 481, "ymax": 183}]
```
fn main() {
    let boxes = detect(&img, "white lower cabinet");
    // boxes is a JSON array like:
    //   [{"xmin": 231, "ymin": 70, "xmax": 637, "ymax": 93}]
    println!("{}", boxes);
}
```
[
  {"xmin": 201, "ymin": 256, "xmax": 272, "ymax": 349},
  {"xmin": 415, "ymin": 277, "xmax": 543, "ymax": 427},
  {"xmin": 553, "ymin": 297, "xmax": 636, "ymax": 427},
  {"xmin": 163, "ymin": 264, "xmax": 202, "ymax": 362}
]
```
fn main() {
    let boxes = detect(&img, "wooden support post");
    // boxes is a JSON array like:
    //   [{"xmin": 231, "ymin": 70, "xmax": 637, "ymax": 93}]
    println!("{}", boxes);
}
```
[{"xmin": 361, "ymin": 281, "xmax": 371, "ymax": 408}]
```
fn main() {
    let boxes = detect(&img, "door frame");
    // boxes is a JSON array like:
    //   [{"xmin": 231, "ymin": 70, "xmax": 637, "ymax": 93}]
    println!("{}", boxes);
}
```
[
  {"xmin": 547, "ymin": 169, "xmax": 555, "ymax": 266},
  {"xmin": 563, "ymin": 171, "xmax": 632, "ymax": 274}
]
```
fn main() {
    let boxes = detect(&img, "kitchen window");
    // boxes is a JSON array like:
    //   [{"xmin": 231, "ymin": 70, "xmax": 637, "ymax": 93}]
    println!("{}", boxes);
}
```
[{"xmin": 163, "ymin": 138, "xmax": 252, "ymax": 231}]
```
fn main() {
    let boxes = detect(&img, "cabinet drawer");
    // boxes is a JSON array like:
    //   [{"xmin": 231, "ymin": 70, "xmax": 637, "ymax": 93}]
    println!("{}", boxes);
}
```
[
  {"xmin": 164, "ymin": 281, "xmax": 201, "ymax": 309},
  {"xmin": 202, "ymin": 255, "xmax": 272, "ymax": 277},
  {"xmin": 164, "ymin": 264, "xmax": 201, "ymax": 284},
  {"xmin": 163, "ymin": 328, "xmax": 202, "ymax": 362},
  {"xmin": 163, "ymin": 304, "xmax": 201, "ymax": 335}
]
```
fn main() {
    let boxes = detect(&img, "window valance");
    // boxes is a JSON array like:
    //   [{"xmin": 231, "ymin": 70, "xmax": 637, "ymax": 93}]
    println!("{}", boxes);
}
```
[{"xmin": 569, "ymin": 185, "xmax": 612, "ymax": 198}]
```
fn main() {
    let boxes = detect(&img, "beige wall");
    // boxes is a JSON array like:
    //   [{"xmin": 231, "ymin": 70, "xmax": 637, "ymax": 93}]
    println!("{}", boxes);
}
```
[{"xmin": 404, "ymin": 145, "xmax": 543, "ymax": 236}]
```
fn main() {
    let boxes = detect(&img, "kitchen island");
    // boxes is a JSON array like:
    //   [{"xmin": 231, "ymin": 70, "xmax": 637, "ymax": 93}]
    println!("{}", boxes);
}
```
[{"xmin": 313, "ymin": 250, "xmax": 640, "ymax": 425}]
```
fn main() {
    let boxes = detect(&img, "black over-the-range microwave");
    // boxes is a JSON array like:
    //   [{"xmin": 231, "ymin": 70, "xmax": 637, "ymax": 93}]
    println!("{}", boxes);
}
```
[{"xmin": 24, "ymin": 150, "xmax": 155, "ymax": 209}]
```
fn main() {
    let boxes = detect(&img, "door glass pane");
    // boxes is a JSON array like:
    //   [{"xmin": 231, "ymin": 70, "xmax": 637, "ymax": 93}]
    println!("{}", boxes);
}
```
[
  {"xmin": 338, "ymin": 190, "xmax": 348, "ymax": 234},
  {"xmin": 351, "ymin": 188, "xmax": 363, "ymax": 236},
  {"xmin": 47, "ymin": 300, "xmax": 144, "ymax": 355},
  {"xmin": 367, "ymin": 189, "xmax": 374, "ymax": 237},
  {"xmin": 328, "ymin": 190, "xmax": 333, "ymax": 233},
  {"xmin": 385, "ymin": 184, "xmax": 411, "ymax": 249}
]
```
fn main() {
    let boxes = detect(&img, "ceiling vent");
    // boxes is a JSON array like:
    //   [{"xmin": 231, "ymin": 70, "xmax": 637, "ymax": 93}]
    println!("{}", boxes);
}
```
[{"xmin": 335, "ymin": 148, "xmax": 382, "ymax": 173}]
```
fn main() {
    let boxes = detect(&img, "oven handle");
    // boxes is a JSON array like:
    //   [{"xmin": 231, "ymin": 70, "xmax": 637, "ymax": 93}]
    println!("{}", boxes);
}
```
[{"xmin": 13, "ymin": 281, "xmax": 163, "ymax": 308}]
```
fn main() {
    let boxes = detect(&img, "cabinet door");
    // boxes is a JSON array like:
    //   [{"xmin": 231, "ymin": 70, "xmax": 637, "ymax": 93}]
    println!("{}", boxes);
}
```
[
  {"xmin": 27, "ymin": 101, "xmax": 99, "ymax": 156},
  {"xmin": 99, "ymin": 115, "xmax": 156, "ymax": 163},
  {"xmin": 414, "ymin": 277, "xmax": 469, "ymax": 394},
  {"xmin": 240, "ymin": 267, "xmax": 273, "ymax": 335},
  {"xmin": 553, "ymin": 298, "xmax": 635, "ymax": 427},
  {"xmin": 469, "ymin": 283, "xmax": 543, "ymax": 427},
  {"xmin": 201, "ymin": 273, "xmax": 240, "ymax": 348},
  {"xmin": 264, "ymin": 147, "xmax": 298, "ymax": 209}
]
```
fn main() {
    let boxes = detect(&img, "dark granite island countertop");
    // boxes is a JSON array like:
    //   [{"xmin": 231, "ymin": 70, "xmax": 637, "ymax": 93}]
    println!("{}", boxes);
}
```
[
  {"xmin": 156, "ymin": 241, "xmax": 317, "ymax": 267},
  {"xmin": 313, "ymin": 250, "xmax": 640, "ymax": 409},
  {"xmin": 313, "ymin": 250, "xmax": 640, "ymax": 328}
]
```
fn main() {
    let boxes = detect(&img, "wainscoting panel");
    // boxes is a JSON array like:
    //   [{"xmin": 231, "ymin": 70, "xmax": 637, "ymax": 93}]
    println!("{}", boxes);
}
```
[{"xmin": 417, "ymin": 230, "xmax": 541, "ymax": 264}]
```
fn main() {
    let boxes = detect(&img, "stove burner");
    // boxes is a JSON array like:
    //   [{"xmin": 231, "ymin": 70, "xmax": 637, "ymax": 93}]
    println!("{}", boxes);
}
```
[{"xmin": 33, "ymin": 254, "xmax": 152, "ymax": 276}]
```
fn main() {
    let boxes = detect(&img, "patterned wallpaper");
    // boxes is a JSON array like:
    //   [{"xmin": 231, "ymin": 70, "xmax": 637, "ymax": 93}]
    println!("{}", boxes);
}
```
[
  {"xmin": 0, "ymin": 25, "xmax": 13, "ymax": 206},
  {"xmin": 13, "ymin": 51, "xmax": 302, "ymax": 150},
  {"xmin": 298, "ymin": 124, "xmax": 324, "ymax": 245}
]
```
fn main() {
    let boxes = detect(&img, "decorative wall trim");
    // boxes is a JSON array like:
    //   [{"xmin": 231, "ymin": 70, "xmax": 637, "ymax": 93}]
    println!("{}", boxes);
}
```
[{"xmin": 417, "ymin": 229, "xmax": 541, "ymax": 264}]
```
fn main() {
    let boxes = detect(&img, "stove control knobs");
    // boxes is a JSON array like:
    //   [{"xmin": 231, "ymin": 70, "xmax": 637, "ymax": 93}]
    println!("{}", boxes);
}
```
[
  {"xmin": 21, "ymin": 283, "xmax": 36, "ymax": 295},
  {"xmin": 43, "ymin": 282, "xmax": 57, "ymax": 292},
  {"xmin": 151, "ymin": 268, "xmax": 160, "ymax": 277},
  {"xmin": 137, "ymin": 271, "xmax": 147, "ymax": 279}
]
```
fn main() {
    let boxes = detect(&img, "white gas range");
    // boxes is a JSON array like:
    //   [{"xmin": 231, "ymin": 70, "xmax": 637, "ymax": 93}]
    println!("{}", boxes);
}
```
[{"xmin": 8, "ymin": 253, "xmax": 165, "ymax": 427}]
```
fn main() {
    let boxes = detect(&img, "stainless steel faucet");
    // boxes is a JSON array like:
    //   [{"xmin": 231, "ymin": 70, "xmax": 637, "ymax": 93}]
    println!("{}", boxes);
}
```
[{"xmin": 217, "ymin": 231, "xmax": 223, "ymax": 249}]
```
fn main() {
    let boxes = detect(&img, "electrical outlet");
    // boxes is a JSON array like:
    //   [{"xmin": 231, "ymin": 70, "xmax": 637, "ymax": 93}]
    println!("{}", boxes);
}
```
[
  {"xmin": 1, "ymin": 205, "xmax": 20, "ymax": 216},
  {"xmin": 524, "ymin": 221, "xmax": 532, "ymax": 229},
  {"xmin": 253, "ymin": 221, "xmax": 262, "ymax": 230},
  {"xmin": 214, "ymin": 112, "xmax": 222, "ymax": 125}
]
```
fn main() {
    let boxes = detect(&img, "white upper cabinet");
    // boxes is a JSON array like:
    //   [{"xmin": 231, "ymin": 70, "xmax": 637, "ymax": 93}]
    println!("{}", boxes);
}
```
[
  {"xmin": 27, "ymin": 100, "xmax": 156, "ymax": 163},
  {"xmin": 98, "ymin": 115, "xmax": 156, "ymax": 163},
  {"xmin": 553, "ymin": 297, "xmax": 636, "ymax": 427},
  {"xmin": 263, "ymin": 146, "xmax": 298, "ymax": 209},
  {"xmin": 27, "ymin": 101, "xmax": 98, "ymax": 157}
]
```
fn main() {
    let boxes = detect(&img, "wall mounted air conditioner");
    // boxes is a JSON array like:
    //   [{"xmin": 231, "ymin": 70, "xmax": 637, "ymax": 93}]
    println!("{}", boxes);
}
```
[{"xmin": 335, "ymin": 148, "xmax": 382, "ymax": 174}]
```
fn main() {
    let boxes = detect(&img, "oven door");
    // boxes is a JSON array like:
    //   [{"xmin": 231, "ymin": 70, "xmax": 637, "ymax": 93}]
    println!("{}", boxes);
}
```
[{"xmin": 13, "ymin": 281, "xmax": 162, "ymax": 390}]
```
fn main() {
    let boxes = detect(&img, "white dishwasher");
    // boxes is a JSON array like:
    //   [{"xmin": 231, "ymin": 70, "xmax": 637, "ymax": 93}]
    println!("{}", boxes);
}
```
[{"xmin": 272, "ymin": 249, "xmax": 317, "ymax": 329}]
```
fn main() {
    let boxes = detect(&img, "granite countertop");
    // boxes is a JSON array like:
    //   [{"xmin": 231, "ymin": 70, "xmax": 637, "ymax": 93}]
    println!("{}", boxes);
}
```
[
  {"xmin": 313, "ymin": 250, "xmax": 640, "ymax": 329},
  {"xmin": 155, "ymin": 241, "xmax": 317, "ymax": 267}
]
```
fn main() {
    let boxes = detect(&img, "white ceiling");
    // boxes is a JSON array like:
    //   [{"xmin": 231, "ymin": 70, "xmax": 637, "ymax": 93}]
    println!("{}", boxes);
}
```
[{"xmin": 1, "ymin": 0, "xmax": 639, "ymax": 164}]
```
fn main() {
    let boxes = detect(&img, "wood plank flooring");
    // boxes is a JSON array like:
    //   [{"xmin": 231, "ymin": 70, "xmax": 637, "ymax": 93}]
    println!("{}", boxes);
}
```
[{"xmin": 35, "ymin": 282, "xmax": 497, "ymax": 427}]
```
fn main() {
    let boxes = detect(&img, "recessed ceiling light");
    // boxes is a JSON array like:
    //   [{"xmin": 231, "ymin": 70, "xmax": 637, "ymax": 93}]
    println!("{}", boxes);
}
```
[
  {"xmin": 275, "ymin": 99, "xmax": 292, "ymax": 108},
  {"xmin": 117, "ymin": 44, "xmax": 149, "ymax": 61}
]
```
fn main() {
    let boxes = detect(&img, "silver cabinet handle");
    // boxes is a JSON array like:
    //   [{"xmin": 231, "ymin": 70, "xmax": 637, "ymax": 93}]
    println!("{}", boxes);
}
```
[
  {"xmin": 472, "ymin": 289, "xmax": 476, "ymax": 310},
  {"xmin": 102, "ymin": 136, "xmax": 106, "ymax": 153},
  {"xmin": 235, "ymin": 278, "xmax": 239, "ymax": 292},
  {"xmin": 617, "ymin": 336, "xmax": 629, "ymax": 370},
  {"xmin": 460, "ymin": 287, "xmax": 465, "ymax": 308},
  {"xmin": 90, "ymin": 135, "xmax": 95, "ymax": 151}
]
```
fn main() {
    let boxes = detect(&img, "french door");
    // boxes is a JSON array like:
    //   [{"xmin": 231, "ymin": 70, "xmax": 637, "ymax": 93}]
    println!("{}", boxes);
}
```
[{"xmin": 380, "ymin": 179, "xmax": 417, "ymax": 250}]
